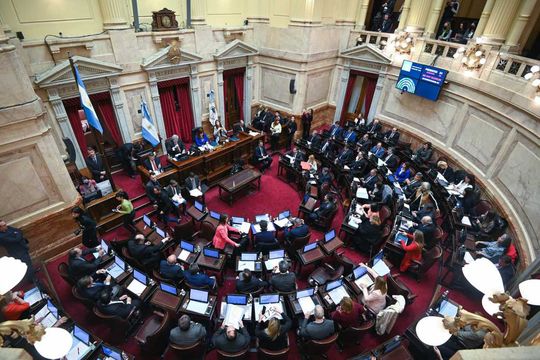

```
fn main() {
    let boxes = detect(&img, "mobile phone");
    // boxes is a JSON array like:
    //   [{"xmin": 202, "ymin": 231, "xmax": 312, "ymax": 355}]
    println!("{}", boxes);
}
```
[{"xmin": 261, "ymin": 306, "xmax": 266, "ymax": 315}]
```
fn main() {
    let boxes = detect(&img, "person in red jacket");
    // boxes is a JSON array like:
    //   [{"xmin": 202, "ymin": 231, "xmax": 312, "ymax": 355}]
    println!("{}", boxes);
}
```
[
  {"xmin": 331, "ymin": 296, "xmax": 365, "ymax": 329},
  {"xmin": 212, "ymin": 214, "xmax": 241, "ymax": 250},
  {"xmin": 1, "ymin": 290, "xmax": 30, "ymax": 320},
  {"xmin": 399, "ymin": 230, "xmax": 424, "ymax": 272}
]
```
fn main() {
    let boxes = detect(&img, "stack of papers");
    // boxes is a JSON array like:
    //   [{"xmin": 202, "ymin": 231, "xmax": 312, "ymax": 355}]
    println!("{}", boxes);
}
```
[
  {"xmin": 372, "ymin": 260, "xmax": 391, "ymax": 276},
  {"xmin": 190, "ymin": 189, "xmax": 203, "ymax": 197},
  {"xmin": 252, "ymin": 222, "xmax": 276, "ymax": 233},
  {"xmin": 264, "ymin": 258, "xmax": 282, "ymax": 270},
  {"xmin": 237, "ymin": 260, "xmax": 255, "ymax": 271},
  {"xmin": 377, "ymin": 158, "xmax": 386, "ymax": 167},
  {"xmin": 274, "ymin": 218, "xmax": 292, "ymax": 228},
  {"xmin": 233, "ymin": 222, "xmax": 251, "ymax": 234},
  {"xmin": 356, "ymin": 187, "xmax": 369, "ymax": 199},
  {"xmin": 186, "ymin": 300, "xmax": 208, "ymax": 314},
  {"xmin": 127, "ymin": 280, "xmax": 146, "ymax": 297},
  {"xmin": 348, "ymin": 216, "xmax": 361, "ymax": 229},
  {"xmin": 343, "ymin": 165, "xmax": 350, "ymax": 170},
  {"xmin": 223, "ymin": 304, "xmax": 246, "ymax": 329},
  {"xmin": 249, "ymin": 131, "xmax": 260, "ymax": 136},
  {"xmin": 178, "ymin": 250, "xmax": 190, "ymax": 262},
  {"xmin": 328, "ymin": 286, "xmax": 349, "ymax": 304},
  {"xmin": 298, "ymin": 296, "xmax": 316, "ymax": 314},
  {"xmin": 355, "ymin": 274, "xmax": 374, "ymax": 288},
  {"xmin": 461, "ymin": 216, "xmax": 472, "ymax": 226},
  {"xmin": 285, "ymin": 155, "xmax": 294, "ymax": 164},
  {"xmin": 353, "ymin": 177, "xmax": 361, "ymax": 183}
]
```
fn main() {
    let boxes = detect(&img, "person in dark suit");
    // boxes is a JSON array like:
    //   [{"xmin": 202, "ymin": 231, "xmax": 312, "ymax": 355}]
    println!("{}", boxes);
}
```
[
  {"xmin": 255, "ymin": 140, "xmax": 272, "ymax": 173},
  {"xmin": 335, "ymin": 144, "xmax": 355, "ymax": 167},
  {"xmin": 382, "ymin": 147, "xmax": 399, "ymax": 171},
  {"xmin": 212, "ymin": 321, "xmax": 250, "ymax": 353},
  {"xmin": 403, "ymin": 172, "xmax": 424, "ymax": 198},
  {"xmin": 384, "ymin": 127, "xmax": 400, "ymax": 145},
  {"xmin": 360, "ymin": 168, "xmax": 379, "ymax": 191},
  {"xmin": 412, "ymin": 203, "xmax": 436, "ymax": 224},
  {"xmin": 327, "ymin": 121, "xmax": 343, "ymax": 140},
  {"xmin": 67, "ymin": 247, "xmax": 105, "ymax": 279},
  {"xmin": 253, "ymin": 106, "xmax": 266, "ymax": 130},
  {"xmin": 309, "ymin": 195, "xmax": 336, "ymax": 222},
  {"xmin": 185, "ymin": 172, "xmax": 202, "ymax": 192},
  {"xmin": 159, "ymin": 254, "xmax": 184, "ymax": 283},
  {"xmin": 378, "ymin": 13, "xmax": 393, "ymax": 32},
  {"xmin": 184, "ymin": 264, "xmax": 216, "ymax": 289},
  {"xmin": 117, "ymin": 142, "xmax": 142, "ymax": 178},
  {"xmin": 233, "ymin": 120, "xmax": 248, "ymax": 134},
  {"xmin": 318, "ymin": 167, "xmax": 333, "ymax": 187},
  {"xmin": 164, "ymin": 179, "xmax": 186, "ymax": 214},
  {"xmin": 153, "ymin": 187, "xmax": 180, "ymax": 224},
  {"xmin": 284, "ymin": 218, "xmax": 309, "ymax": 243},
  {"xmin": 0, "ymin": 220, "xmax": 34, "ymax": 281},
  {"xmin": 307, "ymin": 130, "xmax": 322, "ymax": 149},
  {"xmin": 497, "ymin": 255, "xmax": 515, "ymax": 287},
  {"xmin": 77, "ymin": 273, "xmax": 113, "ymax": 302},
  {"xmin": 319, "ymin": 138, "xmax": 335, "ymax": 158},
  {"xmin": 352, "ymin": 215, "xmax": 382, "ymax": 250},
  {"xmin": 145, "ymin": 175, "xmax": 161, "ymax": 204},
  {"xmin": 409, "ymin": 216, "xmax": 437, "ymax": 249},
  {"xmin": 97, "ymin": 290, "xmax": 141, "ymax": 319},
  {"xmin": 254, "ymin": 221, "xmax": 278, "ymax": 246},
  {"xmin": 236, "ymin": 268, "xmax": 267, "ymax": 293},
  {"xmin": 301, "ymin": 109, "xmax": 313, "ymax": 139},
  {"xmin": 299, "ymin": 305, "xmax": 336, "ymax": 341},
  {"xmin": 270, "ymin": 260, "xmax": 297, "ymax": 292},
  {"xmin": 350, "ymin": 152, "xmax": 369, "ymax": 177},
  {"xmin": 367, "ymin": 119, "xmax": 382, "ymax": 137},
  {"xmin": 165, "ymin": 135, "xmax": 186, "ymax": 158},
  {"xmin": 143, "ymin": 153, "xmax": 162, "ymax": 174},
  {"xmin": 128, "ymin": 234, "xmax": 172, "ymax": 268},
  {"xmin": 71, "ymin": 207, "xmax": 98, "ymax": 248},
  {"xmin": 285, "ymin": 116, "xmax": 297, "ymax": 150},
  {"xmin": 342, "ymin": 127, "xmax": 357, "ymax": 144},
  {"xmin": 357, "ymin": 134, "xmax": 373, "ymax": 153},
  {"xmin": 170, "ymin": 315, "xmax": 207, "ymax": 346},
  {"xmin": 436, "ymin": 161, "xmax": 455, "ymax": 183},
  {"xmin": 412, "ymin": 142, "xmax": 433, "ymax": 163},
  {"xmin": 285, "ymin": 148, "xmax": 305, "ymax": 170},
  {"xmin": 85, "ymin": 147, "xmax": 106, "ymax": 181}
]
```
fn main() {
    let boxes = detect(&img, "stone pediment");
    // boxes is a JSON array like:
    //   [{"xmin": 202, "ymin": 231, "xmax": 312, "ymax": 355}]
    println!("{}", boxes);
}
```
[
  {"xmin": 340, "ymin": 44, "xmax": 392, "ymax": 64},
  {"xmin": 214, "ymin": 39, "xmax": 258, "ymax": 60},
  {"xmin": 35, "ymin": 56, "xmax": 123, "ymax": 88},
  {"xmin": 141, "ymin": 46, "xmax": 203, "ymax": 71}
]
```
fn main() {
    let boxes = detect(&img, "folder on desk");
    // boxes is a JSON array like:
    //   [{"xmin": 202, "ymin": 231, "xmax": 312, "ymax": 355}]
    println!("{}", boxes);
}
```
[
  {"xmin": 190, "ymin": 189, "xmax": 203, "ymax": 197},
  {"xmin": 298, "ymin": 296, "xmax": 316, "ymax": 314},
  {"xmin": 223, "ymin": 304, "xmax": 246, "ymax": 329},
  {"xmin": 300, "ymin": 161, "xmax": 311, "ymax": 171},
  {"xmin": 356, "ymin": 187, "xmax": 369, "ymax": 199}
]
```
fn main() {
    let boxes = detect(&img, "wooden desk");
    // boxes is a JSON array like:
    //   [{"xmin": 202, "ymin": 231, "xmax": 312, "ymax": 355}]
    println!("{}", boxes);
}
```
[
  {"xmin": 235, "ymin": 256, "xmax": 263, "ymax": 273},
  {"xmin": 277, "ymin": 158, "xmax": 302, "ymax": 188},
  {"xmin": 85, "ymin": 191, "xmax": 124, "ymax": 232},
  {"xmin": 296, "ymin": 246, "xmax": 326, "ymax": 274},
  {"xmin": 150, "ymin": 288, "xmax": 184, "ymax": 314},
  {"xmin": 124, "ymin": 276, "xmax": 156, "ymax": 302},
  {"xmin": 196, "ymin": 253, "xmax": 226, "ymax": 272},
  {"xmin": 134, "ymin": 219, "xmax": 154, "ymax": 238},
  {"xmin": 89, "ymin": 344, "xmax": 134, "ymax": 360},
  {"xmin": 218, "ymin": 168, "xmax": 262, "ymax": 205},
  {"xmin": 298, "ymin": 197, "xmax": 317, "ymax": 217},
  {"xmin": 179, "ymin": 293, "xmax": 217, "ymax": 326},
  {"xmin": 173, "ymin": 246, "xmax": 200, "ymax": 266},
  {"xmin": 320, "ymin": 237, "xmax": 344, "ymax": 255},
  {"xmin": 137, "ymin": 165, "xmax": 178, "ymax": 189},
  {"xmin": 186, "ymin": 205, "xmax": 207, "ymax": 222},
  {"xmin": 218, "ymin": 297, "xmax": 253, "ymax": 322},
  {"xmin": 286, "ymin": 293, "xmax": 323, "ymax": 317}
]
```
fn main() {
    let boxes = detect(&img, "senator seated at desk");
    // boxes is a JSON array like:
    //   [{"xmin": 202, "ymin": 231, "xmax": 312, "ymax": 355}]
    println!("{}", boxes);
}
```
[
  {"xmin": 77, "ymin": 273, "xmax": 115, "ymax": 302},
  {"xmin": 284, "ymin": 218, "xmax": 309, "ymax": 243},
  {"xmin": 145, "ymin": 175, "xmax": 161, "ymax": 203},
  {"xmin": 97, "ymin": 290, "xmax": 141, "ymax": 320},
  {"xmin": 255, "ymin": 309, "xmax": 292, "ymax": 351},
  {"xmin": 255, "ymin": 140, "xmax": 272, "ymax": 173},
  {"xmin": 298, "ymin": 305, "xmax": 335, "ymax": 341},
  {"xmin": 143, "ymin": 153, "xmax": 162, "ymax": 175},
  {"xmin": 331, "ymin": 296, "xmax": 365, "ymax": 330},
  {"xmin": 309, "ymin": 194, "xmax": 337, "ymax": 222},
  {"xmin": 169, "ymin": 314, "xmax": 207, "ymax": 346},
  {"xmin": 212, "ymin": 321, "xmax": 250, "ymax": 353},
  {"xmin": 236, "ymin": 268, "xmax": 268, "ymax": 293},
  {"xmin": 159, "ymin": 254, "xmax": 185, "ymax": 283},
  {"xmin": 184, "ymin": 264, "xmax": 216, "ymax": 289},
  {"xmin": 254, "ymin": 220, "xmax": 278, "ymax": 247},
  {"xmin": 357, "ymin": 264, "xmax": 387, "ymax": 315},
  {"xmin": 270, "ymin": 260, "xmax": 297, "ymax": 293},
  {"xmin": 128, "ymin": 234, "xmax": 172, "ymax": 268},
  {"xmin": 165, "ymin": 134, "xmax": 186, "ymax": 159},
  {"xmin": 68, "ymin": 247, "xmax": 106, "ymax": 280}
]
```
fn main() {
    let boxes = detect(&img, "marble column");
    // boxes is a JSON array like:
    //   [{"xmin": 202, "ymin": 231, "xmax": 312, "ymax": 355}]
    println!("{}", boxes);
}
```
[
  {"xmin": 404, "ymin": 0, "xmax": 432, "ymax": 33},
  {"xmin": 333, "ymin": 64, "xmax": 351, "ymax": 122},
  {"xmin": 424, "ymin": 0, "xmax": 445, "ymax": 38},
  {"xmin": 479, "ymin": 0, "xmax": 521, "ymax": 45},
  {"xmin": 98, "ymin": 0, "xmax": 130, "ymax": 30},
  {"xmin": 191, "ymin": 0, "xmax": 207, "ymax": 27},
  {"xmin": 336, "ymin": 0, "xmax": 359, "ymax": 26},
  {"xmin": 244, "ymin": 58, "xmax": 254, "ymax": 124},
  {"xmin": 48, "ymin": 90, "xmax": 86, "ymax": 169},
  {"xmin": 108, "ymin": 79, "xmax": 132, "ymax": 143},
  {"xmin": 355, "ymin": 0, "xmax": 371, "ymax": 29},
  {"xmin": 475, "ymin": 0, "xmax": 495, "ymax": 37},
  {"xmin": 0, "ymin": 37, "xmax": 79, "ymax": 260},
  {"xmin": 216, "ymin": 63, "xmax": 225, "ymax": 123},
  {"xmin": 190, "ymin": 65, "xmax": 202, "ymax": 127},
  {"xmin": 246, "ymin": 0, "xmax": 270, "ymax": 24},
  {"xmin": 397, "ymin": 0, "xmax": 412, "ymax": 30},
  {"xmin": 505, "ymin": 0, "xmax": 538, "ymax": 47},
  {"xmin": 289, "ymin": 0, "xmax": 323, "ymax": 27},
  {"xmin": 148, "ymin": 74, "xmax": 167, "ymax": 152},
  {"xmin": 0, "ymin": 13, "xmax": 11, "ymax": 41}
]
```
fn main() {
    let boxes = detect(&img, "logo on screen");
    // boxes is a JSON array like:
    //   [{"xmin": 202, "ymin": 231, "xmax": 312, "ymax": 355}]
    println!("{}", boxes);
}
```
[{"xmin": 396, "ymin": 77, "xmax": 416, "ymax": 93}]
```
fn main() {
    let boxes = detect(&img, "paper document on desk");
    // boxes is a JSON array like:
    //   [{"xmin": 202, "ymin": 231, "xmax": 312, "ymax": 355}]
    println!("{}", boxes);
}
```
[
  {"xmin": 436, "ymin": 173, "xmax": 449, "ymax": 186},
  {"xmin": 224, "ymin": 304, "xmax": 246, "ymax": 329},
  {"xmin": 285, "ymin": 155, "xmax": 294, "ymax": 164},
  {"xmin": 298, "ymin": 296, "xmax": 316, "ymax": 315},
  {"xmin": 399, "ymin": 220, "xmax": 413, "ymax": 231},
  {"xmin": 377, "ymin": 158, "xmax": 386, "ymax": 167},
  {"xmin": 356, "ymin": 187, "xmax": 369, "ymax": 199},
  {"xmin": 353, "ymin": 177, "xmax": 360, "ymax": 183},
  {"xmin": 328, "ymin": 287, "xmax": 349, "ymax": 305},
  {"xmin": 264, "ymin": 258, "xmax": 283, "ymax": 270},
  {"xmin": 23, "ymin": 287, "xmax": 43, "ymax": 306},
  {"xmin": 172, "ymin": 194, "xmax": 185, "ymax": 204},
  {"xmin": 355, "ymin": 204, "xmax": 366, "ymax": 216},
  {"xmin": 249, "ymin": 131, "xmax": 260, "ymax": 136},
  {"xmin": 233, "ymin": 222, "xmax": 251, "ymax": 234},
  {"xmin": 40, "ymin": 313, "xmax": 57, "ymax": 328},
  {"xmin": 464, "ymin": 251, "xmax": 474, "ymax": 264},
  {"xmin": 127, "ymin": 280, "xmax": 146, "ymax": 297},
  {"xmin": 348, "ymin": 216, "xmax": 361, "ymax": 229},
  {"xmin": 190, "ymin": 189, "xmax": 203, "ymax": 197},
  {"xmin": 186, "ymin": 300, "xmax": 208, "ymax": 314},
  {"xmin": 253, "ymin": 222, "xmax": 276, "ymax": 233},
  {"xmin": 372, "ymin": 260, "xmax": 391, "ymax": 276},
  {"xmin": 178, "ymin": 249, "xmax": 190, "ymax": 262},
  {"xmin": 237, "ymin": 260, "xmax": 255, "ymax": 271},
  {"xmin": 66, "ymin": 340, "xmax": 91, "ymax": 360},
  {"xmin": 274, "ymin": 218, "xmax": 292, "ymax": 228},
  {"xmin": 344, "ymin": 165, "xmax": 350, "ymax": 170},
  {"xmin": 461, "ymin": 216, "xmax": 472, "ymax": 226},
  {"xmin": 355, "ymin": 274, "xmax": 374, "ymax": 288}
]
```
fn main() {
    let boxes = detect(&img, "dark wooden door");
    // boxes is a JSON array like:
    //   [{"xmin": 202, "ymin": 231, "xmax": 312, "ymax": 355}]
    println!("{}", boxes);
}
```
[{"xmin": 225, "ymin": 75, "xmax": 240, "ymax": 128}]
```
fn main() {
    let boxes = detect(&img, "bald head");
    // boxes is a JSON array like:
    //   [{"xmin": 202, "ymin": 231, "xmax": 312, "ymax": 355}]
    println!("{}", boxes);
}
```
[
  {"xmin": 167, "ymin": 254, "xmax": 177, "ymax": 264},
  {"xmin": 314, "ymin": 305, "xmax": 325, "ymax": 320},
  {"xmin": 421, "ymin": 216, "xmax": 433, "ymax": 225}
]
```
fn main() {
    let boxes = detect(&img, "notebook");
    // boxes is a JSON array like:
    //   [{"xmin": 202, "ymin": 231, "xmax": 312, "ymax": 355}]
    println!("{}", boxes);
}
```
[
  {"xmin": 190, "ymin": 189, "xmax": 203, "ymax": 197},
  {"xmin": 223, "ymin": 304, "xmax": 246, "ymax": 329}
]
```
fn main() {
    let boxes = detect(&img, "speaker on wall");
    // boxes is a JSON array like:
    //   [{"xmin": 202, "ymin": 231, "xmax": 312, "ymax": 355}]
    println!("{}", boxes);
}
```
[
  {"xmin": 289, "ymin": 79, "xmax": 297, "ymax": 94},
  {"xmin": 63, "ymin": 137, "xmax": 77, "ymax": 163}
]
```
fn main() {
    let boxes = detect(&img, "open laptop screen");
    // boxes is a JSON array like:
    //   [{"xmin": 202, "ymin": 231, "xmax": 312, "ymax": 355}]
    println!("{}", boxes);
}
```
[
  {"xmin": 296, "ymin": 288, "xmax": 315, "ymax": 299},
  {"xmin": 303, "ymin": 243, "xmax": 317, "ymax": 252},
  {"xmin": 133, "ymin": 269, "xmax": 147, "ymax": 285},
  {"xmin": 232, "ymin": 216, "xmax": 244, "ymax": 224},
  {"xmin": 326, "ymin": 279, "xmax": 342, "ymax": 291},
  {"xmin": 324, "ymin": 229, "xmax": 336, "ymax": 242},
  {"xmin": 269, "ymin": 249, "xmax": 285, "ymax": 259},
  {"xmin": 260, "ymin": 294, "xmax": 280, "ymax": 304},
  {"xmin": 241, "ymin": 253, "xmax": 257, "ymax": 261},
  {"xmin": 255, "ymin": 214, "xmax": 270, "ymax": 222},
  {"xmin": 143, "ymin": 215, "xmax": 153, "ymax": 227},
  {"xmin": 73, "ymin": 325, "xmax": 90, "ymax": 344},
  {"xmin": 227, "ymin": 294, "xmax": 248, "ymax": 305},
  {"xmin": 353, "ymin": 266, "xmax": 368, "ymax": 279},
  {"xmin": 278, "ymin": 210, "xmax": 290, "ymax": 220},
  {"xmin": 194, "ymin": 201, "xmax": 204, "ymax": 212},
  {"xmin": 114, "ymin": 256, "xmax": 125, "ymax": 270},
  {"xmin": 203, "ymin": 248, "xmax": 220, "ymax": 258},
  {"xmin": 160, "ymin": 282, "xmax": 178, "ymax": 296},
  {"xmin": 180, "ymin": 241, "xmax": 195, "ymax": 252},
  {"xmin": 100, "ymin": 239, "xmax": 109, "ymax": 254},
  {"xmin": 190, "ymin": 289, "xmax": 209, "ymax": 303},
  {"xmin": 210, "ymin": 211, "xmax": 220, "ymax": 220}
]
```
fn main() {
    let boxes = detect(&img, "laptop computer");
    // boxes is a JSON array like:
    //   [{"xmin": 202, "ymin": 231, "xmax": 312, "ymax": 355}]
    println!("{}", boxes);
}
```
[
  {"xmin": 66, "ymin": 325, "xmax": 92, "ymax": 360},
  {"xmin": 296, "ymin": 288, "xmax": 315, "ymax": 299},
  {"xmin": 101, "ymin": 345, "xmax": 122, "ymax": 360},
  {"xmin": 143, "ymin": 214, "xmax": 153, "ymax": 228},
  {"xmin": 231, "ymin": 216, "xmax": 244, "ymax": 224},
  {"xmin": 326, "ymin": 279, "xmax": 349, "ymax": 304},
  {"xmin": 255, "ymin": 214, "xmax": 270, "ymax": 223},
  {"xmin": 394, "ymin": 232, "xmax": 410, "ymax": 245},
  {"xmin": 352, "ymin": 266, "xmax": 374, "ymax": 288},
  {"xmin": 227, "ymin": 294, "xmax": 248, "ymax": 305},
  {"xmin": 186, "ymin": 289, "xmax": 209, "ymax": 314},
  {"xmin": 437, "ymin": 299, "xmax": 459, "ymax": 317},
  {"xmin": 371, "ymin": 251, "xmax": 390, "ymax": 276},
  {"xmin": 269, "ymin": 249, "xmax": 285, "ymax": 259},
  {"xmin": 194, "ymin": 201, "xmax": 205, "ymax": 212},
  {"xmin": 100, "ymin": 239, "xmax": 109, "ymax": 254},
  {"xmin": 178, "ymin": 240, "xmax": 195, "ymax": 262},
  {"xmin": 35, "ymin": 300, "xmax": 59, "ymax": 328},
  {"xmin": 278, "ymin": 210, "xmax": 290, "ymax": 220},
  {"xmin": 23, "ymin": 286, "xmax": 43, "ymax": 306},
  {"xmin": 296, "ymin": 288, "xmax": 316, "ymax": 314},
  {"xmin": 127, "ymin": 269, "xmax": 148, "ymax": 297},
  {"xmin": 203, "ymin": 248, "xmax": 220, "ymax": 259},
  {"xmin": 160, "ymin": 282, "xmax": 178, "ymax": 296},
  {"xmin": 302, "ymin": 242, "xmax": 318, "ymax": 253},
  {"xmin": 155, "ymin": 227, "xmax": 166, "ymax": 238},
  {"xmin": 210, "ymin": 211, "xmax": 220, "ymax": 220},
  {"xmin": 241, "ymin": 253, "xmax": 258, "ymax": 261},
  {"xmin": 107, "ymin": 256, "xmax": 126, "ymax": 279},
  {"xmin": 324, "ymin": 229, "xmax": 336, "ymax": 243},
  {"xmin": 326, "ymin": 279, "xmax": 343, "ymax": 292},
  {"xmin": 260, "ymin": 294, "xmax": 280, "ymax": 304}
]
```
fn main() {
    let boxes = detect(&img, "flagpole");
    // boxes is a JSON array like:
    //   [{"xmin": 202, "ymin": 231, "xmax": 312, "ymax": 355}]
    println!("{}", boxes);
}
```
[{"xmin": 68, "ymin": 55, "xmax": 117, "ymax": 191}]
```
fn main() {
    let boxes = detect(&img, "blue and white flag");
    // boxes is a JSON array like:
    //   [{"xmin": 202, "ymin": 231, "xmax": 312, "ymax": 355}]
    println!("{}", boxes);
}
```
[
  {"xmin": 73, "ymin": 64, "xmax": 103, "ymax": 134},
  {"xmin": 141, "ymin": 100, "xmax": 160, "ymax": 147}
]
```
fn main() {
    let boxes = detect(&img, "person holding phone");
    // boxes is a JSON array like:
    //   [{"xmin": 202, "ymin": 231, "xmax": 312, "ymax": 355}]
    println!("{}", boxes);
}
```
[{"xmin": 255, "ymin": 307, "xmax": 292, "ymax": 351}]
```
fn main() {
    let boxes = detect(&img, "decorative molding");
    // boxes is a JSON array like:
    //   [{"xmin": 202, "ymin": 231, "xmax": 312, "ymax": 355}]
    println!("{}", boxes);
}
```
[
  {"xmin": 340, "ymin": 44, "xmax": 392, "ymax": 65},
  {"xmin": 214, "ymin": 39, "xmax": 258, "ymax": 60},
  {"xmin": 141, "ymin": 45, "xmax": 203, "ymax": 74}
]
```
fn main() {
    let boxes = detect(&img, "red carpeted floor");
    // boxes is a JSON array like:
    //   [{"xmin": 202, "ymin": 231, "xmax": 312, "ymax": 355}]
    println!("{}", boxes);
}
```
[{"xmin": 40, "ymin": 151, "xmax": 485, "ymax": 359}]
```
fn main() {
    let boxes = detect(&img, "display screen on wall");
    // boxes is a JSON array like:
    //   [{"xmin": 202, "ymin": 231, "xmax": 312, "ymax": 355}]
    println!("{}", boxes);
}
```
[{"xmin": 395, "ymin": 60, "xmax": 448, "ymax": 101}]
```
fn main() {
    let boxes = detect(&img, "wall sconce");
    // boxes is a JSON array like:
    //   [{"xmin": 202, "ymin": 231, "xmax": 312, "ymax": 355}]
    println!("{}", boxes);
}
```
[
  {"xmin": 523, "ymin": 65, "xmax": 540, "ymax": 103},
  {"xmin": 393, "ymin": 32, "xmax": 414, "ymax": 55},
  {"xmin": 458, "ymin": 44, "xmax": 486, "ymax": 72},
  {"xmin": 379, "ymin": 40, "xmax": 387, "ymax": 50},
  {"xmin": 356, "ymin": 36, "xmax": 364, "ymax": 46}
]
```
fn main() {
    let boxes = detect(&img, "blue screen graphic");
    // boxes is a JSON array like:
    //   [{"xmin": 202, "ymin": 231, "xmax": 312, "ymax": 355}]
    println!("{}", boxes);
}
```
[{"xmin": 396, "ymin": 61, "xmax": 448, "ymax": 101}]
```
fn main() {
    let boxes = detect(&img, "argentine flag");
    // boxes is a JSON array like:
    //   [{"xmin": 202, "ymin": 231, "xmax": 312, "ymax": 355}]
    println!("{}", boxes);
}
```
[
  {"xmin": 73, "ymin": 64, "xmax": 103, "ymax": 134},
  {"xmin": 141, "ymin": 100, "xmax": 160, "ymax": 147}
]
